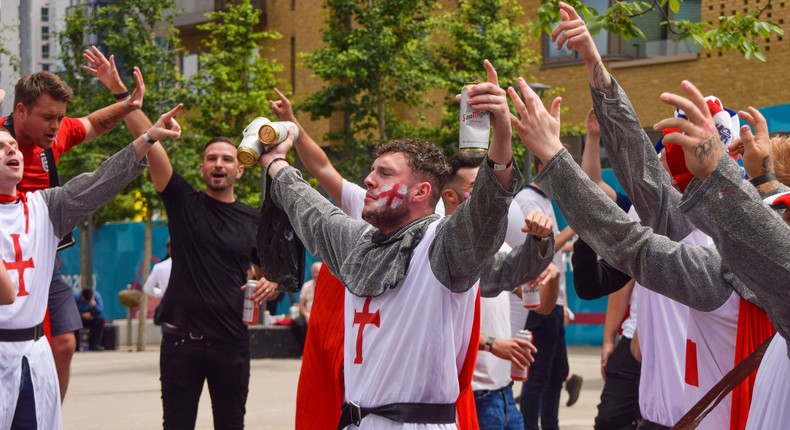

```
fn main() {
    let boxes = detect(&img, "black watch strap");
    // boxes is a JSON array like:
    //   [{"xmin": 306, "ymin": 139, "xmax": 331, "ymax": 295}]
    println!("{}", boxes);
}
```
[{"xmin": 486, "ymin": 156, "xmax": 513, "ymax": 171}]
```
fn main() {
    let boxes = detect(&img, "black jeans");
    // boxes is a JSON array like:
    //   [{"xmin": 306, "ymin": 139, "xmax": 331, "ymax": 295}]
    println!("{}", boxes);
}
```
[
  {"xmin": 595, "ymin": 336, "xmax": 642, "ymax": 430},
  {"xmin": 520, "ymin": 305, "xmax": 569, "ymax": 430},
  {"xmin": 160, "ymin": 333, "xmax": 250, "ymax": 429},
  {"xmin": 11, "ymin": 357, "xmax": 36, "ymax": 430}
]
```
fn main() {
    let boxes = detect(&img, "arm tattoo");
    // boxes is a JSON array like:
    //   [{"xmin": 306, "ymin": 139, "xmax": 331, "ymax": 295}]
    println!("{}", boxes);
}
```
[
  {"xmin": 593, "ymin": 61, "xmax": 615, "ymax": 98},
  {"xmin": 761, "ymin": 155, "xmax": 773, "ymax": 175},
  {"xmin": 97, "ymin": 113, "xmax": 123, "ymax": 131}
]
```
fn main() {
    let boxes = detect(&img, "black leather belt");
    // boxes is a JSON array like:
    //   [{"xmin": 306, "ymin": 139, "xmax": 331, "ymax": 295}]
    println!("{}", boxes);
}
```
[
  {"xmin": 161, "ymin": 323, "xmax": 204, "ymax": 341},
  {"xmin": 337, "ymin": 401, "xmax": 455, "ymax": 429},
  {"xmin": 0, "ymin": 323, "xmax": 44, "ymax": 342},
  {"xmin": 637, "ymin": 419, "xmax": 671, "ymax": 430}
]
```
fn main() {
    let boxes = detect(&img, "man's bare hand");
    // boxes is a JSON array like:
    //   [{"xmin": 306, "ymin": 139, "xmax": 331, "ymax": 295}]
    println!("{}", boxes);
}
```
[
  {"xmin": 522, "ymin": 210, "xmax": 553, "ymax": 238},
  {"xmin": 491, "ymin": 336, "xmax": 537, "ymax": 369}
]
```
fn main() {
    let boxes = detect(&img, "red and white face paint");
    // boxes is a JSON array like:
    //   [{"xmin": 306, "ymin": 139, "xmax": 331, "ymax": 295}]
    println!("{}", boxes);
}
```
[{"xmin": 374, "ymin": 183, "xmax": 408, "ymax": 209}]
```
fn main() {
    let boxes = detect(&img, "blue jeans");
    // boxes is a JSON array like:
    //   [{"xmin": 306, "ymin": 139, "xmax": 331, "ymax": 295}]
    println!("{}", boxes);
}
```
[
  {"xmin": 474, "ymin": 384, "xmax": 523, "ymax": 430},
  {"xmin": 520, "ymin": 305, "xmax": 569, "ymax": 430}
]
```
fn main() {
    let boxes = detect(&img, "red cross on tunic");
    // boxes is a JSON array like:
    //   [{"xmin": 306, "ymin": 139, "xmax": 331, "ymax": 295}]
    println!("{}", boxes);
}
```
[
  {"xmin": 352, "ymin": 297, "xmax": 380, "ymax": 364},
  {"xmin": 3, "ymin": 233, "xmax": 34, "ymax": 297}
]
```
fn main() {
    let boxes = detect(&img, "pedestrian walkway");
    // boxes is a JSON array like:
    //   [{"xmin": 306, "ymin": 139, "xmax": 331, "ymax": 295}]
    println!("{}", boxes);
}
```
[{"xmin": 63, "ymin": 345, "xmax": 602, "ymax": 429}]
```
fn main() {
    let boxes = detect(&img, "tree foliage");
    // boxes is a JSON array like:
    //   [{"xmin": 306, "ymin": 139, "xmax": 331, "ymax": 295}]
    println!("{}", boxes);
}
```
[
  {"xmin": 533, "ymin": 0, "xmax": 784, "ymax": 62},
  {"xmin": 301, "ymin": 0, "xmax": 443, "ymax": 181},
  {"xmin": 184, "ymin": 0, "xmax": 283, "ymax": 208}
]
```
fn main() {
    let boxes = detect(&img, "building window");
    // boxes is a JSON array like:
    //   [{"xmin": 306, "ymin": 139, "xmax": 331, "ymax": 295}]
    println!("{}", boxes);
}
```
[
  {"xmin": 42, "ymin": 44, "xmax": 50, "ymax": 59},
  {"xmin": 41, "ymin": 7, "xmax": 49, "ymax": 22},
  {"xmin": 42, "ymin": 26, "xmax": 50, "ymax": 41},
  {"xmin": 543, "ymin": 0, "xmax": 700, "ymax": 64},
  {"xmin": 42, "ymin": 64, "xmax": 50, "ymax": 71}
]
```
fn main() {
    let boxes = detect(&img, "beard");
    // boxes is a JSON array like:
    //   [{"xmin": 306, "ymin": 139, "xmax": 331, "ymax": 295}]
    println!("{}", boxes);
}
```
[
  {"xmin": 362, "ymin": 202, "xmax": 409, "ymax": 233},
  {"xmin": 202, "ymin": 170, "xmax": 234, "ymax": 192}
]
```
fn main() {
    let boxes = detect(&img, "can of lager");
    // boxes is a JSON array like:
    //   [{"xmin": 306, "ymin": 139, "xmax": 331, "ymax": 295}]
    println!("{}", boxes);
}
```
[
  {"xmin": 511, "ymin": 329, "xmax": 533, "ymax": 381},
  {"xmin": 242, "ymin": 280, "xmax": 259, "ymax": 325},
  {"xmin": 459, "ymin": 82, "xmax": 490, "ymax": 153},
  {"xmin": 522, "ymin": 282, "xmax": 541, "ymax": 309},
  {"xmin": 237, "ymin": 117, "xmax": 271, "ymax": 166},
  {"xmin": 259, "ymin": 121, "xmax": 299, "ymax": 146}
]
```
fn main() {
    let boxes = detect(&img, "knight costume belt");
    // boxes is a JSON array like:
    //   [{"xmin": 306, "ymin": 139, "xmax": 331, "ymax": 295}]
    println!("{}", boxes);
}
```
[
  {"xmin": 161, "ymin": 323, "xmax": 205, "ymax": 341},
  {"xmin": 337, "ymin": 401, "xmax": 456, "ymax": 429},
  {"xmin": 0, "ymin": 323, "xmax": 44, "ymax": 342}
]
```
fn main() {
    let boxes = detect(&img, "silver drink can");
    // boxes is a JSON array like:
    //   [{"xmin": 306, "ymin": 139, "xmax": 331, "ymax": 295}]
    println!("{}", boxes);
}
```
[
  {"xmin": 238, "ymin": 117, "xmax": 271, "ymax": 166},
  {"xmin": 511, "ymin": 329, "xmax": 533, "ymax": 381},
  {"xmin": 259, "ymin": 121, "xmax": 299, "ymax": 147},
  {"xmin": 522, "ymin": 282, "xmax": 541, "ymax": 310},
  {"xmin": 459, "ymin": 82, "xmax": 490, "ymax": 153},
  {"xmin": 242, "ymin": 280, "xmax": 259, "ymax": 325}
]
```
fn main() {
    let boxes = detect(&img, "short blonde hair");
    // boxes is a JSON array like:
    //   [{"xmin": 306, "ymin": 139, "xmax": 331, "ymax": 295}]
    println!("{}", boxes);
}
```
[{"xmin": 771, "ymin": 133, "xmax": 790, "ymax": 186}]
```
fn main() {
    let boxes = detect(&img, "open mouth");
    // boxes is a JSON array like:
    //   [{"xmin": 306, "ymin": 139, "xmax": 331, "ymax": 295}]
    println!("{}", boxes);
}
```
[
  {"xmin": 7, "ymin": 159, "xmax": 20, "ymax": 167},
  {"xmin": 211, "ymin": 171, "xmax": 227, "ymax": 179}
]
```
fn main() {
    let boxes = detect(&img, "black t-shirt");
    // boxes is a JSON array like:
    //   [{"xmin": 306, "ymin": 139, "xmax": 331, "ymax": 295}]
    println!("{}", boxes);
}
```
[{"xmin": 158, "ymin": 173, "xmax": 258, "ymax": 341}]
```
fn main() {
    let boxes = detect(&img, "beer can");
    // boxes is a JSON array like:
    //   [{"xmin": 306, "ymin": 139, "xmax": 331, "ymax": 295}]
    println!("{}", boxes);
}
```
[
  {"xmin": 237, "ymin": 117, "xmax": 271, "ymax": 166},
  {"xmin": 459, "ymin": 82, "xmax": 490, "ymax": 153},
  {"xmin": 242, "ymin": 280, "xmax": 259, "ymax": 325},
  {"xmin": 511, "ymin": 329, "xmax": 533, "ymax": 381},
  {"xmin": 259, "ymin": 121, "xmax": 299, "ymax": 146},
  {"xmin": 522, "ymin": 282, "xmax": 541, "ymax": 309}
]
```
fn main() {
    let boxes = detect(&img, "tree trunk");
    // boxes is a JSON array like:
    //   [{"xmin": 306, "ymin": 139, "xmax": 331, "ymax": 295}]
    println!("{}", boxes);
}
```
[{"xmin": 137, "ymin": 208, "xmax": 153, "ymax": 351}]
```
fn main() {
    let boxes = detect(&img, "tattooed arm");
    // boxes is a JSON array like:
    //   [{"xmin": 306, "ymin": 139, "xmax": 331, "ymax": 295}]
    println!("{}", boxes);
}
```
[
  {"xmin": 728, "ymin": 107, "xmax": 783, "ymax": 197},
  {"xmin": 552, "ymin": 2, "xmax": 615, "ymax": 97}
]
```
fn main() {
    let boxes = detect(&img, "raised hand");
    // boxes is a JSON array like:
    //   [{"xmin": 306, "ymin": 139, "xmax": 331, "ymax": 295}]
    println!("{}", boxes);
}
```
[
  {"xmin": 83, "ymin": 46, "xmax": 126, "ymax": 93},
  {"xmin": 508, "ymin": 77, "xmax": 564, "ymax": 163},
  {"xmin": 653, "ymin": 81, "xmax": 723, "ymax": 180},
  {"xmin": 729, "ymin": 107, "xmax": 772, "ymax": 180},
  {"xmin": 586, "ymin": 107, "xmax": 600, "ymax": 138},
  {"xmin": 259, "ymin": 124, "xmax": 298, "ymax": 171},
  {"xmin": 125, "ymin": 67, "xmax": 146, "ymax": 111},
  {"xmin": 522, "ymin": 210, "xmax": 554, "ymax": 238},
  {"xmin": 466, "ymin": 60, "xmax": 510, "ymax": 130},
  {"xmin": 269, "ymin": 88, "xmax": 297, "ymax": 122},
  {"xmin": 148, "ymin": 104, "xmax": 183, "ymax": 142},
  {"xmin": 552, "ymin": 2, "xmax": 599, "ymax": 64}
]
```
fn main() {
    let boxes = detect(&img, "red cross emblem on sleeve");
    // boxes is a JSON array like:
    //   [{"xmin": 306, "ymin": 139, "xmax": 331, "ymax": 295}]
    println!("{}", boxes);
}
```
[
  {"xmin": 352, "ymin": 297, "xmax": 380, "ymax": 364},
  {"xmin": 3, "ymin": 234, "xmax": 34, "ymax": 297}
]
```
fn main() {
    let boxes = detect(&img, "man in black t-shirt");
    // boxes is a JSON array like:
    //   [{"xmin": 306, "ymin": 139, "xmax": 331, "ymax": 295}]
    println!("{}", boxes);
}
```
[{"xmin": 140, "ymin": 129, "xmax": 280, "ymax": 428}]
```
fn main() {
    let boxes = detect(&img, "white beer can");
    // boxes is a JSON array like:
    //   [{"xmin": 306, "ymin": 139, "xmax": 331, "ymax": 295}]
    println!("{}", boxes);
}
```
[
  {"xmin": 259, "ymin": 121, "xmax": 299, "ymax": 146},
  {"xmin": 511, "ymin": 329, "xmax": 533, "ymax": 381},
  {"xmin": 242, "ymin": 280, "xmax": 259, "ymax": 325},
  {"xmin": 237, "ymin": 117, "xmax": 271, "ymax": 166},
  {"xmin": 522, "ymin": 283, "xmax": 541, "ymax": 309},
  {"xmin": 459, "ymin": 82, "xmax": 490, "ymax": 153}
]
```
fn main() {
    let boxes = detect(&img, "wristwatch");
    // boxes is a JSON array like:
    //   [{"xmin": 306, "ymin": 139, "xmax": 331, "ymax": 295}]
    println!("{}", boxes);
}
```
[
  {"xmin": 142, "ymin": 131, "xmax": 156, "ymax": 144},
  {"xmin": 486, "ymin": 156, "xmax": 513, "ymax": 171},
  {"xmin": 484, "ymin": 336, "xmax": 495, "ymax": 352}
]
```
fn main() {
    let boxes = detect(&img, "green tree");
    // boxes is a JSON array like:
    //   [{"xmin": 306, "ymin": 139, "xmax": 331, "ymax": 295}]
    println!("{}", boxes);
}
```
[
  {"xmin": 533, "ymin": 0, "xmax": 783, "ymax": 61},
  {"xmin": 301, "ymin": 0, "xmax": 444, "ymax": 181},
  {"xmin": 184, "ymin": 0, "xmax": 283, "ymax": 208},
  {"xmin": 432, "ymin": 0, "xmax": 543, "ymax": 170}
]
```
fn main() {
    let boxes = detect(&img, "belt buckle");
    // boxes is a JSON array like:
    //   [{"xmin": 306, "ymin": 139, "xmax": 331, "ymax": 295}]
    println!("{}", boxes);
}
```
[
  {"xmin": 33, "ymin": 324, "xmax": 43, "ymax": 341},
  {"xmin": 349, "ymin": 401, "xmax": 363, "ymax": 426},
  {"xmin": 189, "ymin": 332, "xmax": 204, "ymax": 341}
]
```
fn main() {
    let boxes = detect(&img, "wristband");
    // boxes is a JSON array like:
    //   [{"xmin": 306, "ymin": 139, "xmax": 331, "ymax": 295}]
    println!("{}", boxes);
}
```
[
  {"xmin": 123, "ymin": 96, "xmax": 136, "ymax": 112},
  {"xmin": 142, "ymin": 132, "xmax": 156, "ymax": 144},
  {"xmin": 749, "ymin": 172, "xmax": 776, "ymax": 187},
  {"xmin": 113, "ymin": 90, "xmax": 130, "ymax": 100},
  {"xmin": 484, "ymin": 337, "xmax": 495, "ymax": 352},
  {"xmin": 267, "ymin": 157, "xmax": 288, "ymax": 172},
  {"xmin": 486, "ymin": 156, "xmax": 513, "ymax": 171}
]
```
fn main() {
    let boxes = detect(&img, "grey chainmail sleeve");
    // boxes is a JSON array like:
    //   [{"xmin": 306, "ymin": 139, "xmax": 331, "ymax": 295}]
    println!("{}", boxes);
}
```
[
  {"xmin": 680, "ymin": 155, "xmax": 790, "ymax": 347},
  {"xmin": 478, "ymin": 234, "xmax": 555, "ymax": 298},
  {"xmin": 41, "ymin": 143, "xmax": 148, "ymax": 239},
  {"xmin": 535, "ymin": 149, "xmax": 734, "ymax": 312},
  {"xmin": 430, "ymin": 157, "xmax": 523, "ymax": 293},
  {"xmin": 591, "ymin": 80, "xmax": 696, "ymax": 240},
  {"xmin": 271, "ymin": 166, "xmax": 369, "ymax": 277}
]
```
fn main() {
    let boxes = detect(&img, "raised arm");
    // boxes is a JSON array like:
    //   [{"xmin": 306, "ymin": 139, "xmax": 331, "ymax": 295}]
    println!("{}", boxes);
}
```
[
  {"xmin": 78, "ymin": 64, "xmax": 145, "ymax": 142},
  {"xmin": 43, "ymin": 105, "xmax": 182, "ymax": 237},
  {"xmin": 269, "ymin": 88, "xmax": 344, "ymax": 203},
  {"xmin": 581, "ymin": 107, "xmax": 617, "ymax": 201},
  {"xmin": 554, "ymin": 2, "xmax": 693, "ymax": 240}
]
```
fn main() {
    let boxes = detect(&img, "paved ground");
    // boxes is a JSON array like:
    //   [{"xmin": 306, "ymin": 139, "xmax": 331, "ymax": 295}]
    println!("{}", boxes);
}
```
[{"xmin": 63, "ymin": 345, "xmax": 602, "ymax": 429}]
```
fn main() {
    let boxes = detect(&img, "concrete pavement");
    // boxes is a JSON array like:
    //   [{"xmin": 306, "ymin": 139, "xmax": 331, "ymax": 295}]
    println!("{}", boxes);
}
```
[{"xmin": 63, "ymin": 345, "xmax": 604, "ymax": 429}]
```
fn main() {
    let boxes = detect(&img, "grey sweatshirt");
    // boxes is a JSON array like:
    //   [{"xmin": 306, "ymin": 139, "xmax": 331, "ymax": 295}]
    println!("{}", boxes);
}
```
[
  {"xmin": 41, "ymin": 143, "xmax": 148, "ymax": 238},
  {"xmin": 680, "ymin": 155, "xmax": 790, "ymax": 347},
  {"xmin": 271, "ymin": 157, "xmax": 522, "ymax": 293}
]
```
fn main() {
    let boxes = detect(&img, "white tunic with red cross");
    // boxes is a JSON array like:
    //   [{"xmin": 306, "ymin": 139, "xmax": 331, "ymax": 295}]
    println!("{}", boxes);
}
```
[
  {"xmin": 745, "ymin": 334, "xmax": 790, "ymax": 429},
  {"xmin": 343, "ymin": 221, "xmax": 477, "ymax": 429},
  {"xmin": 0, "ymin": 192, "xmax": 62, "ymax": 430}
]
